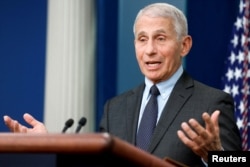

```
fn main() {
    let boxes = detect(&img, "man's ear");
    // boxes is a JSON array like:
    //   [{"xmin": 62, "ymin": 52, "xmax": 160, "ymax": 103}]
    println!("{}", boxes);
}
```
[{"xmin": 180, "ymin": 35, "xmax": 192, "ymax": 57}]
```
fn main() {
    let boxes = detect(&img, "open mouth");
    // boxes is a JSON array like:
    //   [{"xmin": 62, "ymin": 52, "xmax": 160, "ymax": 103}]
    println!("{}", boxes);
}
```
[
  {"xmin": 146, "ymin": 62, "xmax": 161, "ymax": 66},
  {"xmin": 145, "ymin": 61, "xmax": 161, "ymax": 69},
  {"xmin": 146, "ymin": 61, "xmax": 161, "ymax": 65}
]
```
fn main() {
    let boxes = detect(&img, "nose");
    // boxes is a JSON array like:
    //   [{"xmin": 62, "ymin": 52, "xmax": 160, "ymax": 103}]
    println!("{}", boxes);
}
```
[{"xmin": 145, "ymin": 40, "xmax": 157, "ymax": 55}]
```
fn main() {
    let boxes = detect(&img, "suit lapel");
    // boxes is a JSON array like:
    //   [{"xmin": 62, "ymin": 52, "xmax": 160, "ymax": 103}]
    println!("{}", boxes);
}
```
[
  {"xmin": 125, "ymin": 84, "xmax": 145, "ymax": 144},
  {"xmin": 148, "ymin": 72, "xmax": 194, "ymax": 152}
]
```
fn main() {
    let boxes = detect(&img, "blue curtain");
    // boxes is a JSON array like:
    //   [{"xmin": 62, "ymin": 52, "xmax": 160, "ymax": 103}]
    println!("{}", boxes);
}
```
[
  {"xmin": 186, "ymin": 0, "xmax": 239, "ymax": 89},
  {"xmin": 95, "ymin": 0, "xmax": 118, "ymax": 131},
  {"xmin": 0, "ymin": 0, "xmax": 47, "ymax": 131}
]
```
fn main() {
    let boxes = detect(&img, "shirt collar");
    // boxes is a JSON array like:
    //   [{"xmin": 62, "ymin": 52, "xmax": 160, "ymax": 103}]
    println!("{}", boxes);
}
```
[{"xmin": 144, "ymin": 66, "xmax": 183, "ymax": 99}]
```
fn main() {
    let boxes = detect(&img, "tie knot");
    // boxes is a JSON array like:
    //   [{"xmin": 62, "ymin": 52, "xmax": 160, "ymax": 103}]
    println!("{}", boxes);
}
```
[{"xmin": 150, "ymin": 85, "xmax": 160, "ymax": 96}]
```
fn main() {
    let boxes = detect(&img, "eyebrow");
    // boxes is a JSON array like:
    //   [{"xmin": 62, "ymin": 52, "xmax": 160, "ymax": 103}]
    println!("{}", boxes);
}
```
[
  {"xmin": 136, "ymin": 31, "xmax": 146, "ymax": 37},
  {"xmin": 155, "ymin": 29, "xmax": 167, "ymax": 34},
  {"xmin": 136, "ymin": 29, "xmax": 167, "ymax": 37}
]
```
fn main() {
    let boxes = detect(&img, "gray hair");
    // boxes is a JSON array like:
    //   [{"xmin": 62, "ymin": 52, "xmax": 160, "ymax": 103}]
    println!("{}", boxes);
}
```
[{"xmin": 133, "ymin": 3, "xmax": 188, "ymax": 40}]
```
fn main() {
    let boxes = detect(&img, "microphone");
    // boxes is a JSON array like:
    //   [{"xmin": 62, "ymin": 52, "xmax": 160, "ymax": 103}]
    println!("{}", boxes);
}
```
[
  {"xmin": 75, "ymin": 117, "xmax": 87, "ymax": 133},
  {"xmin": 62, "ymin": 118, "xmax": 74, "ymax": 133}
]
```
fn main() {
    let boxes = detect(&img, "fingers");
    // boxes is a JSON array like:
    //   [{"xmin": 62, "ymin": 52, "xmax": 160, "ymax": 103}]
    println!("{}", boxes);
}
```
[
  {"xmin": 189, "ymin": 119, "xmax": 208, "ymax": 139},
  {"xmin": 3, "ymin": 115, "xmax": 11, "ymax": 125},
  {"xmin": 178, "ymin": 118, "xmax": 208, "ymax": 145},
  {"xmin": 23, "ymin": 113, "xmax": 41, "ymax": 127},
  {"xmin": 23, "ymin": 113, "xmax": 48, "ymax": 133},
  {"xmin": 177, "ymin": 110, "xmax": 222, "ymax": 162},
  {"xmin": 177, "ymin": 119, "xmax": 208, "ymax": 152},
  {"xmin": 210, "ymin": 110, "xmax": 220, "ymax": 132},
  {"xmin": 177, "ymin": 129, "xmax": 195, "ymax": 147},
  {"xmin": 202, "ymin": 110, "xmax": 220, "ymax": 135},
  {"xmin": 184, "ymin": 110, "xmax": 220, "ymax": 139},
  {"xmin": 178, "ymin": 111, "xmax": 219, "ymax": 142},
  {"xmin": 3, "ymin": 115, "xmax": 15, "ymax": 132},
  {"xmin": 3, "ymin": 115, "xmax": 25, "ymax": 133},
  {"xmin": 210, "ymin": 110, "xmax": 220, "ymax": 122},
  {"xmin": 4, "ymin": 113, "xmax": 48, "ymax": 134}
]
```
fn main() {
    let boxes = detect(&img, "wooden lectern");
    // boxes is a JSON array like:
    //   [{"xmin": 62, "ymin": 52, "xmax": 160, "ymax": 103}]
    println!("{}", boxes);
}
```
[{"xmin": 0, "ymin": 133, "xmax": 186, "ymax": 167}]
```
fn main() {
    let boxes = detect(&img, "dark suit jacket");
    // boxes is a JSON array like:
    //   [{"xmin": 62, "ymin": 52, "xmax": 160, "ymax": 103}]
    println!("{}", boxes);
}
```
[{"xmin": 99, "ymin": 71, "xmax": 242, "ymax": 166}]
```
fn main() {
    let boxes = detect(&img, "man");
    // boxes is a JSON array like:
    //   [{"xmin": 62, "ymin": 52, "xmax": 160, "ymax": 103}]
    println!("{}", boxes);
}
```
[{"xmin": 3, "ymin": 3, "xmax": 242, "ymax": 166}]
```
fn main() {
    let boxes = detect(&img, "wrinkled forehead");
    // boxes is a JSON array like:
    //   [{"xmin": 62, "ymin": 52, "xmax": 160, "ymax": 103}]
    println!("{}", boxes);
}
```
[{"xmin": 134, "ymin": 16, "xmax": 175, "ymax": 35}]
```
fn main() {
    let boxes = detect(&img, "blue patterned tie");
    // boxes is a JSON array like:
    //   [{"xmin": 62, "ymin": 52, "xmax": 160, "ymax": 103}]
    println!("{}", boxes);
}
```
[{"xmin": 136, "ymin": 85, "xmax": 160, "ymax": 151}]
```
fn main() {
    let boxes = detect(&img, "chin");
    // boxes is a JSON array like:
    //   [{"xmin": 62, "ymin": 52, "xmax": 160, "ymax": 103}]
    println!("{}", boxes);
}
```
[{"xmin": 146, "ymin": 77, "xmax": 161, "ymax": 83}]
